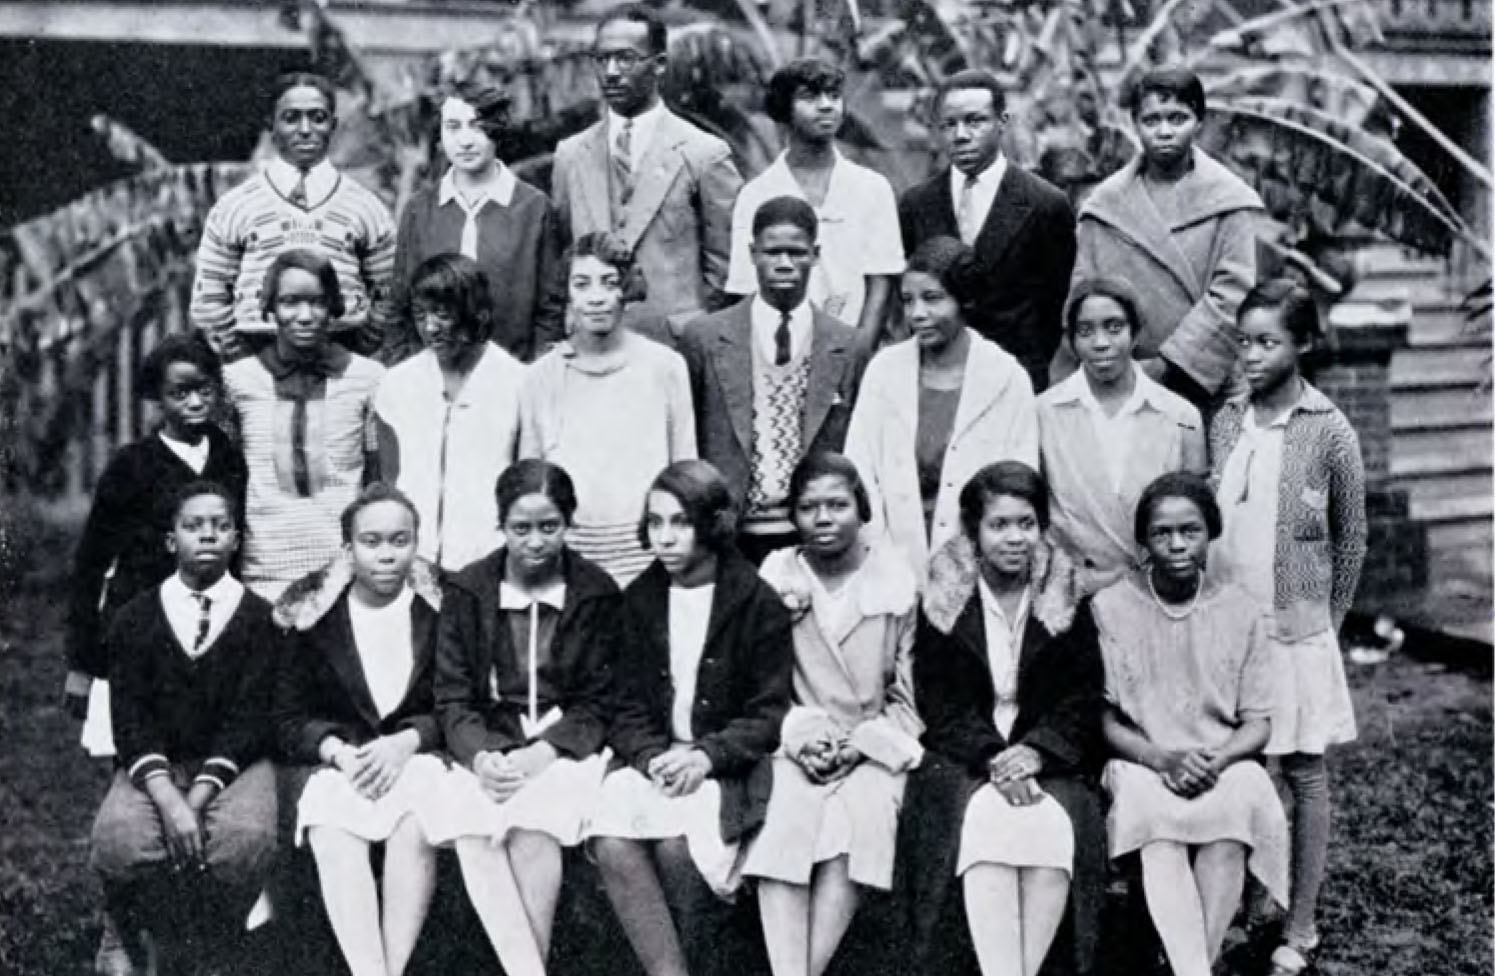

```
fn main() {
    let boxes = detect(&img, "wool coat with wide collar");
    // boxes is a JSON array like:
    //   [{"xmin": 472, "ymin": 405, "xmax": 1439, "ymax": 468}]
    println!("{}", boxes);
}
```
[
  {"xmin": 272, "ymin": 555, "xmax": 444, "ymax": 764},
  {"xmin": 609, "ymin": 552, "xmax": 793, "ymax": 844},
  {"xmin": 435, "ymin": 546, "xmax": 622, "ymax": 769},
  {"xmin": 897, "ymin": 535, "xmax": 1106, "ymax": 976}
]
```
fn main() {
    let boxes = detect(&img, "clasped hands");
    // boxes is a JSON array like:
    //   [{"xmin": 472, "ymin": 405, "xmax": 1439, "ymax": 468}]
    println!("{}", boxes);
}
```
[
  {"xmin": 1156, "ymin": 748, "xmax": 1222, "ymax": 798},
  {"xmin": 791, "ymin": 730, "xmax": 861, "ymax": 785},
  {"xmin": 332, "ymin": 731, "xmax": 420, "ymax": 801},
  {"xmin": 147, "ymin": 776, "xmax": 216, "ymax": 874},
  {"xmin": 475, "ymin": 741, "xmax": 558, "ymax": 803},
  {"xmin": 988, "ymin": 743, "xmax": 1045, "ymax": 806},
  {"xmin": 647, "ymin": 746, "xmax": 712, "ymax": 798}
]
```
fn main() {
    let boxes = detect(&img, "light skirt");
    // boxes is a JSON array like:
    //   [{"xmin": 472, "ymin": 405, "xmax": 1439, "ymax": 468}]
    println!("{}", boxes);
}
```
[
  {"xmin": 741, "ymin": 757, "xmax": 904, "ymax": 890},
  {"xmin": 80, "ymin": 679, "xmax": 116, "ymax": 757},
  {"xmin": 1104, "ymin": 759, "xmax": 1289, "ymax": 906},
  {"xmin": 425, "ymin": 753, "xmax": 608, "ymax": 847},
  {"xmin": 586, "ymin": 767, "xmax": 744, "ymax": 897},
  {"xmin": 956, "ymin": 784, "xmax": 1075, "ymax": 876},
  {"xmin": 1264, "ymin": 629, "xmax": 1357, "ymax": 755},
  {"xmin": 295, "ymin": 754, "xmax": 448, "ymax": 845}
]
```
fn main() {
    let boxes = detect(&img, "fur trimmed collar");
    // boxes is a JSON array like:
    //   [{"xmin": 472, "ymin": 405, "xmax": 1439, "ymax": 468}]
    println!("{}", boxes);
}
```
[
  {"xmin": 922, "ymin": 534, "xmax": 1079, "ymax": 637},
  {"xmin": 273, "ymin": 553, "xmax": 443, "ymax": 631}
]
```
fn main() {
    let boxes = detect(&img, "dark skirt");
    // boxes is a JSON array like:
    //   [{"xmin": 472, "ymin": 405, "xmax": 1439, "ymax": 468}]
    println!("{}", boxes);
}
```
[{"xmin": 895, "ymin": 752, "xmax": 1106, "ymax": 976}]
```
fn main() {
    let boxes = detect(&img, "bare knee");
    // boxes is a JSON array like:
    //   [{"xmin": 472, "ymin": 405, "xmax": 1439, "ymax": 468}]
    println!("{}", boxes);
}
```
[
  {"xmin": 509, "ymin": 829, "xmax": 560, "ymax": 868},
  {"xmin": 591, "ymin": 836, "xmax": 648, "ymax": 876}
]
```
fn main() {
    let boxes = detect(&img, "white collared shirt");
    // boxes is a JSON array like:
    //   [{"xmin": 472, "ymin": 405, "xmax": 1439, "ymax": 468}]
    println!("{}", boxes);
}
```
[
  {"xmin": 725, "ymin": 150, "xmax": 905, "ymax": 325},
  {"xmin": 977, "ymin": 575, "xmax": 1028, "ymax": 739},
  {"xmin": 438, "ymin": 165, "xmax": 519, "ymax": 260},
  {"xmin": 609, "ymin": 100, "xmax": 667, "ymax": 172},
  {"xmin": 1215, "ymin": 392, "xmax": 1299, "ymax": 608},
  {"xmin": 159, "ymin": 431, "xmax": 210, "ymax": 475},
  {"xmin": 264, "ymin": 157, "xmax": 339, "ymax": 209},
  {"xmin": 749, "ymin": 295, "xmax": 814, "ymax": 365},
  {"xmin": 498, "ymin": 579, "xmax": 568, "ymax": 611},
  {"xmin": 949, "ymin": 153, "xmax": 1009, "ymax": 245},
  {"xmin": 159, "ymin": 571, "xmax": 245, "ymax": 659},
  {"xmin": 668, "ymin": 583, "xmax": 716, "ymax": 742},
  {"xmin": 1070, "ymin": 366, "xmax": 1163, "ymax": 492},
  {"xmin": 348, "ymin": 587, "xmax": 415, "ymax": 719}
]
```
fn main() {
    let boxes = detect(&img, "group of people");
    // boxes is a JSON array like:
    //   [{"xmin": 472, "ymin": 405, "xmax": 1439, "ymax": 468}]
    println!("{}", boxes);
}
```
[{"xmin": 64, "ymin": 6, "xmax": 1370, "ymax": 976}]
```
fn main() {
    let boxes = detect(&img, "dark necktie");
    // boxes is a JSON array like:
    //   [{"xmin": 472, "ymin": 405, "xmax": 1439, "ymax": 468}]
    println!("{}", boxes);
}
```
[
  {"xmin": 191, "ymin": 592, "xmax": 213, "ymax": 653},
  {"xmin": 289, "ymin": 168, "xmax": 310, "ymax": 209},
  {"xmin": 774, "ymin": 311, "xmax": 792, "ymax": 366}
]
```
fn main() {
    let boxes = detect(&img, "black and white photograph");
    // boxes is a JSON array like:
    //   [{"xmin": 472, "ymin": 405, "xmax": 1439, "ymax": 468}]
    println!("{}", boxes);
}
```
[{"xmin": 0, "ymin": 1, "xmax": 1489, "ymax": 975}]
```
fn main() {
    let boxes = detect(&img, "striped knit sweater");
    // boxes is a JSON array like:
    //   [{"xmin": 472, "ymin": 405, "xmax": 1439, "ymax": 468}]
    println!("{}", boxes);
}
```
[{"xmin": 190, "ymin": 168, "xmax": 397, "ymax": 353}]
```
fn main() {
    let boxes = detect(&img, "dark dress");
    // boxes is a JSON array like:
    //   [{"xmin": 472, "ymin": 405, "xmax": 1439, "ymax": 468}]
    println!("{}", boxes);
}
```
[
  {"xmin": 898, "ymin": 543, "xmax": 1106, "ymax": 976},
  {"xmin": 67, "ymin": 427, "xmax": 247, "ymax": 679}
]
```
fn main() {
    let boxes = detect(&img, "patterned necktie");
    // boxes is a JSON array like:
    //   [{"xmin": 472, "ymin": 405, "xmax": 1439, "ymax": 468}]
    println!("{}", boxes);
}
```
[
  {"xmin": 191, "ymin": 592, "xmax": 213, "ymax": 654},
  {"xmin": 613, "ymin": 118, "xmax": 634, "ymax": 207},
  {"xmin": 956, "ymin": 172, "xmax": 978, "ymax": 244},
  {"xmin": 289, "ymin": 168, "xmax": 309, "ymax": 209},
  {"xmin": 774, "ymin": 311, "xmax": 792, "ymax": 366}
]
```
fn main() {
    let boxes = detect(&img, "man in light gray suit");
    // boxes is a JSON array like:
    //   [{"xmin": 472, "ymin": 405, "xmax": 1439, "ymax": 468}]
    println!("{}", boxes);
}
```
[{"xmin": 552, "ymin": 3, "xmax": 743, "ymax": 339}]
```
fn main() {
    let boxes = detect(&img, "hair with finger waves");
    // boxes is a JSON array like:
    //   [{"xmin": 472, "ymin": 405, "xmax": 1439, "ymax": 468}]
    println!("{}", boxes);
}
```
[
  {"xmin": 958, "ymin": 461, "xmax": 1050, "ymax": 543},
  {"xmin": 637, "ymin": 460, "xmax": 738, "ymax": 553},
  {"xmin": 905, "ymin": 236, "xmax": 983, "ymax": 314}
]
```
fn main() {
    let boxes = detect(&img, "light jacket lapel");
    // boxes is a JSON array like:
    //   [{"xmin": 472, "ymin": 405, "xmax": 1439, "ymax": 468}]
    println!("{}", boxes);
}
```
[
  {"xmin": 948, "ymin": 333, "xmax": 1011, "ymax": 444},
  {"xmin": 618, "ymin": 112, "xmax": 689, "ymax": 252},
  {"xmin": 1081, "ymin": 154, "xmax": 1210, "ymax": 300},
  {"xmin": 801, "ymin": 314, "xmax": 849, "ymax": 446},
  {"xmin": 710, "ymin": 304, "xmax": 755, "ymax": 457},
  {"xmin": 576, "ymin": 122, "xmax": 614, "ymax": 236}
]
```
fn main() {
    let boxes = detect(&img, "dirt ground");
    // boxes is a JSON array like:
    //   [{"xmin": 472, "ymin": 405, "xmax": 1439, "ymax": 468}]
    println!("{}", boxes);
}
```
[{"xmin": 1, "ymin": 510, "xmax": 1489, "ymax": 976}]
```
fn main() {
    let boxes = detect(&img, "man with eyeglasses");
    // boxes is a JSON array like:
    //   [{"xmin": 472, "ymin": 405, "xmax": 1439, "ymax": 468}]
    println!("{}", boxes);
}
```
[
  {"xmin": 551, "ymin": 3, "xmax": 743, "ymax": 341},
  {"xmin": 898, "ymin": 69, "xmax": 1076, "ymax": 393}
]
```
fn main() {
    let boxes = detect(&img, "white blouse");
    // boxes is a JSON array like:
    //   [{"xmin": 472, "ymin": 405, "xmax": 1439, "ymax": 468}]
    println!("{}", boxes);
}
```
[
  {"xmin": 668, "ymin": 584, "xmax": 716, "ymax": 742},
  {"xmin": 348, "ymin": 587, "xmax": 415, "ymax": 719},
  {"xmin": 977, "ymin": 576, "xmax": 1029, "ymax": 739}
]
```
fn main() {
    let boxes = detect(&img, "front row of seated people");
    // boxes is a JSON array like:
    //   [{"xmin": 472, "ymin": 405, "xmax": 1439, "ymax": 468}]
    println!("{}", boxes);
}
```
[{"xmin": 91, "ymin": 456, "xmax": 1289, "ymax": 976}]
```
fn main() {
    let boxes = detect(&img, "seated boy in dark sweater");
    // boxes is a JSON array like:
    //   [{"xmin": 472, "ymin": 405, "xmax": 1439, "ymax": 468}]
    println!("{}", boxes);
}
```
[{"xmin": 89, "ymin": 480, "xmax": 278, "ymax": 976}]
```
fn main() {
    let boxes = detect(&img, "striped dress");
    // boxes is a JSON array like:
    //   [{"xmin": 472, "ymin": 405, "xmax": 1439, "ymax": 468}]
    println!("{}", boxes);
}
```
[
  {"xmin": 518, "ymin": 332, "xmax": 696, "ymax": 586},
  {"xmin": 190, "ymin": 168, "xmax": 397, "ymax": 352},
  {"xmin": 225, "ymin": 351, "xmax": 385, "ymax": 600}
]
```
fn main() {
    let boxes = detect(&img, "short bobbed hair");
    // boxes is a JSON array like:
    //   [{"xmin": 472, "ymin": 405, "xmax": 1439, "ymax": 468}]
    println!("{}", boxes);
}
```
[
  {"xmin": 1127, "ymin": 67, "xmax": 1207, "ymax": 121},
  {"xmin": 340, "ymin": 482, "xmax": 421, "ymax": 543},
  {"xmin": 408, "ymin": 253, "xmax": 494, "ymax": 348},
  {"xmin": 905, "ymin": 236, "xmax": 982, "ymax": 312},
  {"xmin": 1065, "ymin": 277, "xmax": 1143, "ymax": 338},
  {"xmin": 260, "ymin": 248, "xmax": 347, "ymax": 321},
  {"xmin": 495, "ymin": 459, "xmax": 580, "ymax": 527},
  {"xmin": 752, "ymin": 195, "xmax": 819, "ymax": 242},
  {"xmin": 958, "ymin": 461, "xmax": 1050, "ymax": 543},
  {"xmin": 159, "ymin": 479, "xmax": 238, "ymax": 534},
  {"xmin": 933, "ymin": 68, "xmax": 1007, "ymax": 118},
  {"xmin": 637, "ymin": 460, "xmax": 738, "ymax": 554},
  {"xmin": 267, "ymin": 71, "xmax": 336, "ymax": 117},
  {"xmin": 139, "ymin": 332, "xmax": 223, "ymax": 401},
  {"xmin": 447, "ymin": 80, "xmax": 512, "ymax": 142},
  {"xmin": 765, "ymin": 58, "xmax": 846, "ymax": 124},
  {"xmin": 564, "ymin": 232, "xmax": 647, "ymax": 305},
  {"xmin": 787, "ymin": 452, "xmax": 872, "ymax": 524},
  {"xmin": 597, "ymin": 3, "xmax": 668, "ymax": 54},
  {"xmin": 1238, "ymin": 277, "xmax": 1322, "ymax": 346},
  {"xmin": 1133, "ymin": 471, "xmax": 1222, "ymax": 546}
]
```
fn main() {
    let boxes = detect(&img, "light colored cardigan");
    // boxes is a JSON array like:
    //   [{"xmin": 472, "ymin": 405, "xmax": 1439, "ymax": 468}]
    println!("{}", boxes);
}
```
[
  {"xmin": 845, "ymin": 330, "xmax": 1038, "ymax": 584},
  {"xmin": 1209, "ymin": 382, "xmax": 1367, "ymax": 640}
]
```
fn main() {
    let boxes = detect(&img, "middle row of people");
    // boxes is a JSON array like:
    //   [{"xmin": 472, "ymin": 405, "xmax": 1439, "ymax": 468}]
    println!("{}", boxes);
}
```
[
  {"xmin": 271, "ymin": 455, "xmax": 1286, "ymax": 976},
  {"xmin": 233, "ymin": 191, "xmax": 1204, "ymax": 603}
]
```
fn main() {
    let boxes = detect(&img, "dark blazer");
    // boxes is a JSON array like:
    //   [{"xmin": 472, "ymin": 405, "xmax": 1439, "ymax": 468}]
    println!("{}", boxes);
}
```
[
  {"xmin": 435, "ymin": 547, "xmax": 621, "ymax": 768},
  {"xmin": 608, "ymin": 553, "xmax": 793, "ymax": 844},
  {"xmin": 897, "ymin": 540, "xmax": 1105, "ymax": 976},
  {"xmin": 272, "ymin": 559, "xmax": 444, "ymax": 764},
  {"xmin": 677, "ymin": 300, "xmax": 867, "ymax": 512},
  {"xmin": 68, "ymin": 427, "xmax": 247, "ymax": 679},
  {"xmin": 899, "ymin": 165, "xmax": 1076, "ymax": 392},
  {"xmin": 108, "ymin": 584, "xmax": 276, "ymax": 790}
]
